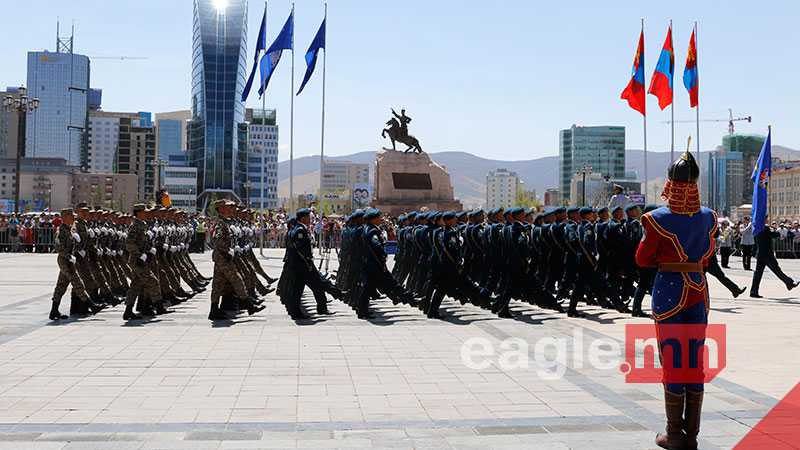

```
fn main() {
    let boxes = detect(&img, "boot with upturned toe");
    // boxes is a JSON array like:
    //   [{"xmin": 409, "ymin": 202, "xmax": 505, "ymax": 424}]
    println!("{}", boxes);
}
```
[{"xmin": 655, "ymin": 390, "xmax": 688, "ymax": 450}]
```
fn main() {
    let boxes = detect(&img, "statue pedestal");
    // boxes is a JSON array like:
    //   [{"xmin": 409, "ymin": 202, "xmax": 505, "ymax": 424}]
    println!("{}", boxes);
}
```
[{"xmin": 372, "ymin": 149, "xmax": 463, "ymax": 216}]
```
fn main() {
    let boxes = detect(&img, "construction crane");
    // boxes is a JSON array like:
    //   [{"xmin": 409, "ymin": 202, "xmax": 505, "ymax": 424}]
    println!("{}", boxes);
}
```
[
  {"xmin": 662, "ymin": 109, "xmax": 752, "ymax": 135},
  {"xmin": 89, "ymin": 56, "xmax": 148, "ymax": 61}
]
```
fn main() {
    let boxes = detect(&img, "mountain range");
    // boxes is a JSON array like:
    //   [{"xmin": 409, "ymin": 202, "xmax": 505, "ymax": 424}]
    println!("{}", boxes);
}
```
[{"xmin": 278, "ymin": 146, "xmax": 800, "ymax": 208}]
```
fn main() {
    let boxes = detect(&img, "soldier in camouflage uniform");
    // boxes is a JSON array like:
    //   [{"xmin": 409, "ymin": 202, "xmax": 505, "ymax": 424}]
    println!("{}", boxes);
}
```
[
  {"xmin": 50, "ymin": 208, "xmax": 105, "ymax": 320},
  {"xmin": 208, "ymin": 200, "xmax": 265, "ymax": 321},
  {"xmin": 123, "ymin": 204, "xmax": 165, "ymax": 320}
]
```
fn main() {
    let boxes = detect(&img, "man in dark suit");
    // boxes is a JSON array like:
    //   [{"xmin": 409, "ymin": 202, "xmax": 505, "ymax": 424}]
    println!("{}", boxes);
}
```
[{"xmin": 750, "ymin": 218, "xmax": 799, "ymax": 298}]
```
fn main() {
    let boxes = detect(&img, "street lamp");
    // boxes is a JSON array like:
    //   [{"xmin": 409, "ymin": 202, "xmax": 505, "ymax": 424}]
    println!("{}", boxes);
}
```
[
  {"xmin": 576, "ymin": 165, "xmax": 593, "ymax": 206},
  {"xmin": 149, "ymin": 158, "xmax": 168, "ymax": 201},
  {"xmin": 3, "ymin": 86, "xmax": 40, "ymax": 214}
]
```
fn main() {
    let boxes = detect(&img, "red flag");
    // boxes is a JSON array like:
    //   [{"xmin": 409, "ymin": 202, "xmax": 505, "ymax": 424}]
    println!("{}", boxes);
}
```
[
  {"xmin": 649, "ymin": 25, "xmax": 674, "ymax": 110},
  {"xmin": 621, "ymin": 29, "xmax": 646, "ymax": 116},
  {"xmin": 683, "ymin": 29, "xmax": 699, "ymax": 108}
]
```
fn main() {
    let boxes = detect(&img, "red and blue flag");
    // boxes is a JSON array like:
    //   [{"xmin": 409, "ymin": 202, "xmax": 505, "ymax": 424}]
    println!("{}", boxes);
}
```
[
  {"xmin": 649, "ymin": 25, "xmax": 674, "ymax": 110},
  {"xmin": 620, "ymin": 29, "xmax": 646, "ymax": 116},
  {"xmin": 683, "ymin": 29, "xmax": 698, "ymax": 108}
]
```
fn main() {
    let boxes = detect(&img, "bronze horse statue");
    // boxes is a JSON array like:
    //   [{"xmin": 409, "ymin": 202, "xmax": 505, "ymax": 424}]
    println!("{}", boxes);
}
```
[{"xmin": 382, "ymin": 117, "xmax": 423, "ymax": 153}]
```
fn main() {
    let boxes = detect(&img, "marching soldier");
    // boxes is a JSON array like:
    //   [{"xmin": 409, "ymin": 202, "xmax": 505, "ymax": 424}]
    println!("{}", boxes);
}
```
[{"xmin": 50, "ymin": 208, "xmax": 105, "ymax": 320}]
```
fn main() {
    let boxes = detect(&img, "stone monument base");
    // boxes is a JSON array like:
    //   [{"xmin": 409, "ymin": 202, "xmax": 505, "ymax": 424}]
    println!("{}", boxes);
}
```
[{"xmin": 372, "ymin": 149, "xmax": 463, "ymax": 216}]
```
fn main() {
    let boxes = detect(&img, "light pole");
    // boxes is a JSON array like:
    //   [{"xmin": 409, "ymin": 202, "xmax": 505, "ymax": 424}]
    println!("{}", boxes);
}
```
[
  {"xmin": 576, "ymin": 165, "xmax": 593, "ymax": 206},
  {"xmin": 149, "ymin": 158, "xmax": 168, "ymax": 202},
  {"xmin": 3, "ymin": 86, "xmax": 40, "ymax": 214}
]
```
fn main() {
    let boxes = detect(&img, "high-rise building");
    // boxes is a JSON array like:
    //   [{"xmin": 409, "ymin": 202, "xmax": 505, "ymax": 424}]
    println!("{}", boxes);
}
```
[
  {"xmin": 559, "ymin": 125, "xmax": 626, "ymax": 203},
  {"xmin": 0, "ymin": 157, "xmax": 75, "ymax": 212},
  {"xmin": 25, "ymin": 50, "xmax": 90, "ymax": 167},
  {"xmin": 87, "ymin": 111, "xmax": 121, "ymax": 173},
  {"xmin": 486, "ymin": 168, "xmax": 521, "ymax": 209},
  {"xmin": 722, "ymin": 133, "xmax": 766, "ymax": 205},
  {"xmin": 770, "ymin": 163, "xmax": 800, "ymax": 221},
  {"xmin": 704, "ymin": 149, "xmax": 744, "ymax": 216},
  {"xmin": 544, "ymin": 188, "xmax": 561, "ymax": 206},
  {"xmin": 0, "ymin": 89, "xmax": 22, "ymax": 159},
  {"xmin": 163, "ymin": 166, "xmax": 198, "ymax": 212},
  {"xmin": 71, "ymin": 172, "xmax": 138, "ymax": 212},
  {"xmin": 245, "ymin": 108, "xmax": 279, "ymax": 209},
  {"xmin": 155, "ymin": 110, "xmax": 191, "ymax": 166},
  {"xmin": 188, "ymin": 0, "xmax": 249, "ymax": 210}
]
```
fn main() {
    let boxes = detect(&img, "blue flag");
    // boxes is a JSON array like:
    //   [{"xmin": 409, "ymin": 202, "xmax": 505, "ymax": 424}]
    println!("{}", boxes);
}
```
[
  {"xmin": 241, "ymin": 7, "xmax": 267, "ymax": 102},
  {"xmin": 258, "ymin": 10, "xmax": 294, "ymax": 97},
  {"xmin": 296, "ymin": 18, "xmax": 326, "ymax": 95},
  {"xmin": 751, "ymin": 128, "xmax": 772, "ymax": 236}
]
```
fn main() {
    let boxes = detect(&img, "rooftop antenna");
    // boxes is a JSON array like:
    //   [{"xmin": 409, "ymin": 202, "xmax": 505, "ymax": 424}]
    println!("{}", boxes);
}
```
[{"xmin": 56, "ymin": 20, "xmax": 74, "ymax": 54}]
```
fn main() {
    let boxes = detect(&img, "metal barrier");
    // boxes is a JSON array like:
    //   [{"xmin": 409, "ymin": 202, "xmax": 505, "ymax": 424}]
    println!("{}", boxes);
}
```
[
  {"xmin": 0, "ymin": 225, "xmax": 57, "ymax": 253},
  {"xmin": 774, "ymin": 237, "xmax": 800, "ymax": 259}
]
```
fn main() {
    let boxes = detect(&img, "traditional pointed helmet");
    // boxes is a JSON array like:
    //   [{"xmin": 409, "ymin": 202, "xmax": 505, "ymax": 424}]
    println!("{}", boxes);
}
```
[{"xmin": 668, "ymin": 151, "xmax": 700, "ymax": 183}]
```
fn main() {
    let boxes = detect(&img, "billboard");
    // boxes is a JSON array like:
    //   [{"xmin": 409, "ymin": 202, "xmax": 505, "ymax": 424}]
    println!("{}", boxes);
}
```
[{"xmin": 352, "ymin": 183, "xmax": 372, "ymax": 209}]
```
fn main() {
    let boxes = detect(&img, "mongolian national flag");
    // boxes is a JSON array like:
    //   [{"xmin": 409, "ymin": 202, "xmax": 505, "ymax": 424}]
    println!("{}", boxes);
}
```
[
  {"xmin": 683, "ymin": 28, "xmax": 699, "ymax": 107},
  {"xmin": 751, "ymin": 128, "xmax": 772, "ymax": 236},
  {"xmin": 258, "ymin": 10, "xmax": 294, "ymax": 97},
  {"xmin": 620, "ymin": 29, "xmax": 646, "ymax": 116},
  {"xmin": 649, "ymin": 25, "xmax": 674, "ymax": 110},
  {"xmin": 241, "ymin": 6, "xmax": 267, "ymax": 102}
]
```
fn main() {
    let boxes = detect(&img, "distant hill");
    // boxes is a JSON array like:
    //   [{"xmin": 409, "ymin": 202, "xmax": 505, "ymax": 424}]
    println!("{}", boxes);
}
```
[{"xmin": 278, "ymin": 145, "xmax": 800, "ymax": 208}]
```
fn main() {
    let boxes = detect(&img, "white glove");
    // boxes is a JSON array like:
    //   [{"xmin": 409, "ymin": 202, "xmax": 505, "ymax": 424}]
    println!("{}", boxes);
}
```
[
  {"xmin": 78, "ymin": 250, "xmax": 86, "ymax": 258},
  {"xmin": 170, "ymin": 246, "xmax": 177, "ymax": 253},
  {"xmin": 245, "ymin": 243, "xmax": 251, "ymax": 251},
  {"xmin": 163, "ymin": 244, "xmax": 169, "ymax": 251},
  {"xmin": 88, "ymin": 229, "xmax": 96, "ymax": 238},
  {"xmin": 140, "ymin": 253, "xmax": 148, "ymax": 262},
  {"xmin": 149, "ymin": 247, "xmax": 157, "ymax": 255},
  {"xmin": 69, "ymin": 255, "xmax": 76, "ymax": 264},
  {"xmin": 146, "ymin": 230, "xmax": 153, "ymax": 238},
  {"xmin": 72, "ymin": 233, "xmax": 81, "ymax": 243},
  {"xmin": 228, "ymin": 249, "xmax": 235, "ymax": 257}
]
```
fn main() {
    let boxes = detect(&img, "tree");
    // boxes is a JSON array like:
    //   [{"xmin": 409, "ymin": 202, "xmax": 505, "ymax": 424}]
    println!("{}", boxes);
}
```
[{"xmin": 515, "ymin": 190, "xmax": 540, "ymax": 209}]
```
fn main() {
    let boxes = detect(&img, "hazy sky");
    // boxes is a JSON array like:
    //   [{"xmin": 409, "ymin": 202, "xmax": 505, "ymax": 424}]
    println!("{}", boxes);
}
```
[{"xmin": 1, "ymin": 0, "xmax": 797, "ymax": 162}]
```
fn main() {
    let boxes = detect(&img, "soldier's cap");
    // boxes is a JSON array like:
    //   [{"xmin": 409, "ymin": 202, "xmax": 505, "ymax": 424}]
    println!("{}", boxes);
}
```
[
  {"xmin": 61, "ymin": 208, "xmax": 74, "ymax": 216},
  {"xmin": 397, "ymin": 214, "xmax": 406, "ymax": 222},
  {"xmin": 76, "ymin": 201, "xmax": 89, "ymax": 208},
  {"xmin": 363, "ymin": 208, "xmax": 381, "ymax": 220},
  {"xmin": 350, "ymin": 209, "xmax": 365, "ymax": 219},
  {"xmin": 611, "ymin": 205, "xmax": 624, "ymax": 213},
  {"xmin": 553, "ymin": 207, "xmax": 566, "ymax": 214},
  {"xmin": 644, "ymin": 204, "xmax": 659, "ymax": 213},
  {"xmin": 472, "ymin": 208, "xmax": 485, "ymax": 216},
  {"xmin": 525, "ymin": 208, "xmax": 536, "ymax": 215},
  {"xmin": 566, "ymin": 207, "xmax": 580, "ymax": 215},
  {"xmin": 295, "ymin": 208, "xmax": 311, "ymax": 219},
  {"xmin": 132, "ymin": 203, "xmax": 147, "ymax": 213},
  {"xmin": 511, "ymin": 207, "xmax": 526, "ymax": 217},
  {"xmin": 534, "ymin": 213, "xmax": 544, "ymax": 221},
  {"xmin": 624, "ymin": 204, "xmax": 642, "ymax": 212},
  {"xmin": 442, "ymin": 211, "xmax": 457, "ymax": 221},
  {"xmin": 579, "ymin": 207, "xmax": 594, "ymax": 216},
  {"xmin": 456, "ymin": 211, "xmax": 467, "ymax": 219},
  {"xmin": 406, "ymin": 211, "xmax": 417, "ymax": 219},
  {"xmin": 542, "ymin": 208, "xmax": 556, "ymax": 217},
  {"xmin": 596, "ymin": 206, "xmax": 609, "ymax": 214}
]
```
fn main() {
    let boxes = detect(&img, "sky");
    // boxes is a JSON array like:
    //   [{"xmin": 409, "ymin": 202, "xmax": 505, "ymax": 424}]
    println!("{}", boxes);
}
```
[{"xmin": 1, "ymin": 0, "xmax": 798, "ymax": 162}]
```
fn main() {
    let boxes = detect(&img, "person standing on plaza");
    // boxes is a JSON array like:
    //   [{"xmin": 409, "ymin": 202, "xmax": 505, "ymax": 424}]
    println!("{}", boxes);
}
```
[
  {"xmin": 607, "ymin": 184, "xmax": 630, "ymax": 211},
  {"xmin": 636, "ymin": 151, "xmax": 716, "ymax": 450},
  {"xmin": 749, "ymin": 219, "xmax": 799, "ymax": 298},
  {"xmin": 740, "ymin": 216, "xmax": 755, "ymax": 270},
  {"xmin": 718, "ymin": 221, "xmax": 734, "ymax": 268}
]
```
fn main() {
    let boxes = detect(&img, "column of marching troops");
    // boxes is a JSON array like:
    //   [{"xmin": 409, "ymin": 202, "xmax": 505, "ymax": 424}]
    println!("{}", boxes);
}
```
[
  {"xmin": 331, "ymin": 203, "xmax": 661, "ymax": 320},
  {"xmin": 49, "ymin": 201, "xmax": 277, "ymax": 322},
  {"xmin": 49, "ymin": 198, "xmax": 680, "ymax": 322}
]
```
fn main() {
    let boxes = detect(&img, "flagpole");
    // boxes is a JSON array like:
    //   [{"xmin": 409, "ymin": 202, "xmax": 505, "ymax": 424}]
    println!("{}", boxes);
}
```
[
  {"xmin": 642, "ymin": 18, "xmax": 648, "ymax": 204},
  {"xmin": 670, "ymin": 20, "xmax": 674, "ymax": 163},
  {"xmin": 318, "ymin": 3, "xmax": 327, "ymax": 216},
  {"xmin": 259, "ymin": 1, "xmax": 268, "ymax": 255},
  {"xmin": 289, "ymin": 3, "xmax": 295, "ymax": 214},
  {"xmin": 694, "ymin": 21, "xmax": 700, "ymax": 162}
]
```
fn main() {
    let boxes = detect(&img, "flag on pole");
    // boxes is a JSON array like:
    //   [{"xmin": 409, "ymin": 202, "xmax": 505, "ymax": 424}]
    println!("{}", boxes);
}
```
[
  {"xmin": 258, "ymin": 10, "xmax": 294, "ymax": 97},
  {"xmin": 683, "ymin": 28, "xmax": 699, "ymax": 107},
  {"xmin": 620, "ymin": 29, "xmax": 646, "ymax": 116},
  {"xmin": 241, "ymin": 6, "xmax": 267, "ymax": 102},
  {"xmin": 649, "ymin": 25, "xmax": 674, "ymax": 110},
  {"xmin": 296, "ymin": 18, "xmax": 326, "ymax": 95},
  {"xmin": 751, "ymin": 128, "xmax": 772, "ymax": 236}
]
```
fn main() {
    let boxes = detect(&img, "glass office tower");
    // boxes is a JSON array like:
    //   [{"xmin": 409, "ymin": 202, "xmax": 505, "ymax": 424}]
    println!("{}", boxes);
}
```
[
  {"xmin": 25, "ymin": 51, "xmax": 91, "ymax": 167},
  {"xmin": 189, "ymin": 0, "xmax": 249, "ymax": 209}
]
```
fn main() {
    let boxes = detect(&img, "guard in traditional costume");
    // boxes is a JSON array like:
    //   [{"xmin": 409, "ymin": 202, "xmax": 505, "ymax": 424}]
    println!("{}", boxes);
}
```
[{"xmin": 636, "ymin": 151, "xmax": 716, "ymax": 450}]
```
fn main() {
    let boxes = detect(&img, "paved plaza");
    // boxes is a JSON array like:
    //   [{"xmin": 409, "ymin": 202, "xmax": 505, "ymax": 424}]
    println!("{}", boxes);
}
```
[{"xmin": 0, "ymin": 250, "xmax": 798, "ymax": 449}]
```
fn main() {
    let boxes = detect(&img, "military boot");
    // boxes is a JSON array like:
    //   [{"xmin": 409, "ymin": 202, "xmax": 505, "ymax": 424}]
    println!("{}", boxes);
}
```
[
  {"xmin": 683, "ymin": 390, "xmax": 704, "ymax": 450},
  {"xmin": 655, "ymin": 390, "xmax": 687, "ymax": 450},
  {"xmin": 49, "ymin": 300, "xmax": 68, "ymax": 321},
  {"xmin": 208, "ymin": 302, "xmax": 227, "ymax": 321},
  {"xmin": 122, "ymin": 302, "xmax": 142, "ymax": 321}
]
